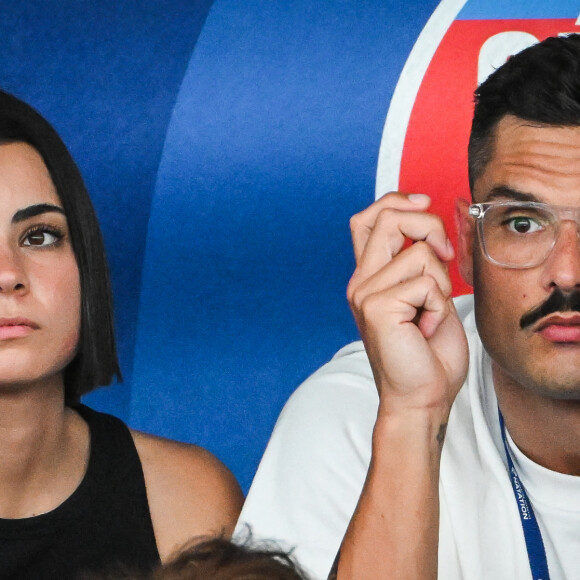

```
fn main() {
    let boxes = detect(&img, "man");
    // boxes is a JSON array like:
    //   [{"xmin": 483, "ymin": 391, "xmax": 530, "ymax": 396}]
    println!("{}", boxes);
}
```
[{"xmin": 237, "ymin": 34, "xmax": 580, "ymax": 579}]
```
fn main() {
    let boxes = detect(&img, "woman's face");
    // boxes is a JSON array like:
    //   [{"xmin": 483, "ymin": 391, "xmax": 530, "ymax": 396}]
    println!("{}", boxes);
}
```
[{"xmin": 0, "ymin": 142, "xmax": 80, "ymax": 391}]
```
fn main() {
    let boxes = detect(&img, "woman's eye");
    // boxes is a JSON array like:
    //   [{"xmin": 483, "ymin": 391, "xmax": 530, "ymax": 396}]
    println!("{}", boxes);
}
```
[
  {"xmin": 22, "ymin": 229, "xmax": 61, "ymax": 247},
  {"xmin": 506, "ymin": 216, "xmax": 543, "ymax": 234}
]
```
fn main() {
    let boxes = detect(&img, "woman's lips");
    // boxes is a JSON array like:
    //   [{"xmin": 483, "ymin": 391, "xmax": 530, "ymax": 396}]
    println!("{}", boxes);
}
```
[
  {"xmin": 0, "ymin": 318, "xmax": 38, "ymax": 341},
  {"xmin": 536, "ymin": 314, "xmax": 580, "ymax": 343}
]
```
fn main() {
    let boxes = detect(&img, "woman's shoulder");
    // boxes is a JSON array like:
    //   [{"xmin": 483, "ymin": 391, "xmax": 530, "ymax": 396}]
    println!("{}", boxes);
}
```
[{"xmin": 130, "ymin": 429, "xmax": 244, "ymax": 562}]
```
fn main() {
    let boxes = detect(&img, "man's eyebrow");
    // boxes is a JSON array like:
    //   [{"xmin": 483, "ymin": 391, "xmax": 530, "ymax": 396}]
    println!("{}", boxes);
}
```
[
  {"xmin": 12, "ymin": 203, "xmax": 66, "ymax": 224},
  {"xmin": 483, "ymin": 186, "xmax": 540, "ymax": 203}
]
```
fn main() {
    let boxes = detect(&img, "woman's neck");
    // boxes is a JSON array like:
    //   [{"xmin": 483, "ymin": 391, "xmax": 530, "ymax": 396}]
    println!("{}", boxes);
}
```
[{"xmin": 0, "ymin": 376, "xmax": 89, "ymax": 518}]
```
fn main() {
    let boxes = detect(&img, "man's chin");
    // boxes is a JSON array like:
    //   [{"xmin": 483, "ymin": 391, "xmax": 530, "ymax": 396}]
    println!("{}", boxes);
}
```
[
  {"xmin": 492, "ymin": 352, "xmax": 580, "ymax": 401},
  {"xmin": 519, "ymin": 369, "xmax": 580, "ymax": 401}
]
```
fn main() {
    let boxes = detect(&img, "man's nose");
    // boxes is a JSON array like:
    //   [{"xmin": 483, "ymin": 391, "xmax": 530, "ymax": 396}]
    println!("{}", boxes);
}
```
[{"xmin": 540, "ymin": 221, "xmax": 580, "ymax": 292}]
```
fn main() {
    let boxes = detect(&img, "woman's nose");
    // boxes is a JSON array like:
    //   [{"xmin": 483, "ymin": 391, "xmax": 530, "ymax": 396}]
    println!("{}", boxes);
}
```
[{"xmin": 0, "ymin": 248, "xmax": 28, "ymax": 295}]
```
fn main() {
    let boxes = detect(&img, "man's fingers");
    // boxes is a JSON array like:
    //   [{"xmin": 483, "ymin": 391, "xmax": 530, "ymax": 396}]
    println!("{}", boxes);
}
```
[
  {"xmin": 354, "ymin": 209, "xmax": 454, "ymax": 280},
  {"xmin": 357, "ymin": 274, "xmax": 451, "ymax": 347},
  {"xmin": 350, "ymin": 192, "xmax": 432, "ymax": 262},
  {"xmin": 348, "ymin": 241, "xmax": 453, "ymax": 311}
]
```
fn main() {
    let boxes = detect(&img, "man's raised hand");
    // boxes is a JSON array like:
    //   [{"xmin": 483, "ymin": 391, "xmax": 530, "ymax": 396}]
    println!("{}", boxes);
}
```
[{"xmin": 346, "ymin": 192, "xmax": 469, "ymax": 415}]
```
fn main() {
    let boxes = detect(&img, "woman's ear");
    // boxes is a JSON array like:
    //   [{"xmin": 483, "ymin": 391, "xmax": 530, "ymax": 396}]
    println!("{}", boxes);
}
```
[{"xmin": 454, "ymin": 198, "xmax": 475, "ymax": 287}]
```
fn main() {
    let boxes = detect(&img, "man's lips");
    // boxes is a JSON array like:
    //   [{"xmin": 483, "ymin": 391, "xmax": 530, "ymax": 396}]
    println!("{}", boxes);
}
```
[
  {"xmin": 535, "ymin": 314, "xmax": 580, "ymax": 343},
  {"xmin": 0, "ymin": 318, "xmax": 39, "ymax": 340}
]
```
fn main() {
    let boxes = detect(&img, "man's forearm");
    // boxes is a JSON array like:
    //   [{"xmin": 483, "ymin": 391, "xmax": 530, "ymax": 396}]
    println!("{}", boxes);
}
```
[{"xmin": 335, "ymin": 407, "xmax": 447, "ymax": 580}]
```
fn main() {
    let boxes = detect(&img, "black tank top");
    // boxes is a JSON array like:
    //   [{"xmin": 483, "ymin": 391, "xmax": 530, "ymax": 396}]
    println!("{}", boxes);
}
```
[{"xmin": 0, "ymin": 404, "xmax": 160, "ymax": 579}]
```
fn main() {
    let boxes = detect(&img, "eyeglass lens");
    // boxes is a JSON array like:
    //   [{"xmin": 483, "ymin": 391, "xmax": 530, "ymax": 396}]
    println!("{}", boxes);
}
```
[{"xmin": 480, "ymin": 204, "xmax": 557, "ymax": 268}]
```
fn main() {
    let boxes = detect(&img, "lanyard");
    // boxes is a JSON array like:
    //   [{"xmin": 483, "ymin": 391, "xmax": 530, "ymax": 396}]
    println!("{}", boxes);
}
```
[{"xmin": 498, "ymin": 409, "xmax": 550, "ymax": 580}]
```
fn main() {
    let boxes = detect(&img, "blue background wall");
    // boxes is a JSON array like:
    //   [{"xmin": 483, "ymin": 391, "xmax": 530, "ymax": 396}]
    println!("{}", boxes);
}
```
[{"xmin": 3, "ymin": 0, "xmax": 568, "ymax": 492}]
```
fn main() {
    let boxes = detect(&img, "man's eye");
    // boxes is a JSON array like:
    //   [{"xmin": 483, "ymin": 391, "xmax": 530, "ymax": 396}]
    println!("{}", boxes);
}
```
[
  {"xmin": 22, "ymin": 229, "xmax": 62, "ymax": 247},
  {"xmin": 505, "ymin": 216, "xmax": 543, "ymax": 234}
]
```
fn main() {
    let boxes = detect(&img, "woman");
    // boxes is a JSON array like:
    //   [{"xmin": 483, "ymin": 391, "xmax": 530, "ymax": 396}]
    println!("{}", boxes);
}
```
[{"xmin": 0, "ymin": 90, "xmax": 243, "ymax": 579}]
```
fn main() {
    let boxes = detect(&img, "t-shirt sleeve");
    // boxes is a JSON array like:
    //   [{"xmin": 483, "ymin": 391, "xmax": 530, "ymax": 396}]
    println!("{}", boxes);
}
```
[{"xmin": 235, "ymin": 341, "xmax": 378, "ymax": 580}]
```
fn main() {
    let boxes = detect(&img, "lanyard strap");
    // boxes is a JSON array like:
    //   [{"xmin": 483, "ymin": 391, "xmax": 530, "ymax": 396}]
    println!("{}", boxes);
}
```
[{"xmin": 498, "ymin": 409, "xmax": 550, "ymax": 580}]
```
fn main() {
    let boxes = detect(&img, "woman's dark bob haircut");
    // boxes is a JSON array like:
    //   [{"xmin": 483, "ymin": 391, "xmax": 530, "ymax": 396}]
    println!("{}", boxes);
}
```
[{"xmin": 0, "ymin": 90, "xmax": 121, "ymax": 401}]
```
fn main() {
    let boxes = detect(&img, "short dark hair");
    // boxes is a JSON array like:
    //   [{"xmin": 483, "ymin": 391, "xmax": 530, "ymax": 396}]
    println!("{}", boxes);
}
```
[
  {"xmin": 150, "ymin": 536, "xmax": 309, "ymax": 580},
  {"xmin": 468, "ymin": 33, "xmax": 580, "ymax": 191},
  {"xmin": 91, "ymin": 535, "xmax": 310, "ymax": 580},
  {"xmin": 0, "ymin": 90, "xmax": 121, "ymax": 401}
]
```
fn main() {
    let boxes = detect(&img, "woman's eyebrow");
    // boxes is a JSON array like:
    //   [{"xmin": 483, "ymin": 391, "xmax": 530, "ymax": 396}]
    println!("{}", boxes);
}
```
[{"xmin": 12, "ymin": 203, "xmax": 65, "ymax": 224}]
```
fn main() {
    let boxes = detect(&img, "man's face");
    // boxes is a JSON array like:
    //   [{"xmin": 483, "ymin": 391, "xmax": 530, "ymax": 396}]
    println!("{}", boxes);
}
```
[{"xmin": 465, "ymin": 115, "xmax": 580, "ymax": 398}]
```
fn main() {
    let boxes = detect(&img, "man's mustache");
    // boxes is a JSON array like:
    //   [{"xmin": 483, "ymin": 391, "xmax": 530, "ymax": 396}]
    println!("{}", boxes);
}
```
[{"xmin": 520, "ymin": 289, "xmax": 580, "ymax": 329}]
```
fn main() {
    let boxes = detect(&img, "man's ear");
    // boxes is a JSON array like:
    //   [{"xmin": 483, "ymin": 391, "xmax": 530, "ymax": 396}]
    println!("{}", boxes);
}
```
[{"xmin": 454, "ymin": 198, "xmax": 474, "ymax": 287}]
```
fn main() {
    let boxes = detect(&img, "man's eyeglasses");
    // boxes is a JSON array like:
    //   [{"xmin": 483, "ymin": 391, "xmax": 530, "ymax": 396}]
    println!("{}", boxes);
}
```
[{"xmin": 468, "ymin": 201, "xmax": 580, "ymax": 269}]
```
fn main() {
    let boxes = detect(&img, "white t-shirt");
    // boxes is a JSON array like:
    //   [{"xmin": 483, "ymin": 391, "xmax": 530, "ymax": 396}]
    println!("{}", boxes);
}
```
[{"xmin": 237, "ymin": 295, "xmax": 580, "ymax": 579}]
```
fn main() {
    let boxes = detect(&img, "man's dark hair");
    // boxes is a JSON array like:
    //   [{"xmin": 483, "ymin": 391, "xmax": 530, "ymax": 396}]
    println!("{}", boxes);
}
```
[
  {"xmin": 0, "ymin": 90, "xmax": 121, "ymax": 401},
  {"xmin": 469, "ymin": 33, "xmax": 580, "ymax": 191}
]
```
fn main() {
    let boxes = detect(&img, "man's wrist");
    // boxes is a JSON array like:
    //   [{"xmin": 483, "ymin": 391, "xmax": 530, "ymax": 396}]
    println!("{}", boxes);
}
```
[{"xmin": 372, "ymin": 406, "xmax": 450, "ymax": 459}]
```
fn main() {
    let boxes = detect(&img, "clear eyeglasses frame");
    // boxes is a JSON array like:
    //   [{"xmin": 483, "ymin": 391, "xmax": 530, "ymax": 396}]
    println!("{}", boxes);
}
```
[{"xmin": 468, "ymin": 201, "xmax": 580, "ymax": 269}]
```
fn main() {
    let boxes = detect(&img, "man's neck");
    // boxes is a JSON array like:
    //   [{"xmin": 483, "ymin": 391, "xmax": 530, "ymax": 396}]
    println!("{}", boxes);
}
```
[{"xmin": 492, "ymin": 362, "xmax": 580, "ymax": 476}]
